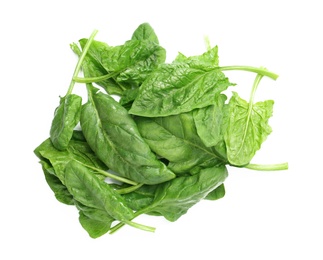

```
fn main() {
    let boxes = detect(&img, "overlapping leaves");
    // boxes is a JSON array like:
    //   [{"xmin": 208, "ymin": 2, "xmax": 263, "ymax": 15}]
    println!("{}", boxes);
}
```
[{"xmin": 34, "ymin": 23, "xmax": 287, "ymax": 238}]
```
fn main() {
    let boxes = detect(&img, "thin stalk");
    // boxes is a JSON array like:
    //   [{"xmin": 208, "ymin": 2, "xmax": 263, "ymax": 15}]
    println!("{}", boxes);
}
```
[
  {"xmin": 123, "ymin": 220, "xmax": 156, "ymax": 233},
  {"xmin": 116, "ymin": 183, "xmax": 144, "ymax": 194},
  {"xmin": 66, "ymin": 30, "xmax": 98, "ymax": 95},
  {"xmin": 110, "ymin": 208, "xmax": 147, "ymax": 234},
  {"xmin": 245, "ymin": 162, "xmax": 289, "ymax": 171},
  {"xmin": 73, "ymin": 70, "xmax": 121, "ymax": 83},
  {"xmin": 74, "ymin": 160, "xmax": 138, "ymax": 186},
  {"xmin": 219, "ymin": 66, "xmax": 279, "ymax": 80},
  {"xmin": 235, "ymin": 73, "xmax": 263, "ymax": 157}
]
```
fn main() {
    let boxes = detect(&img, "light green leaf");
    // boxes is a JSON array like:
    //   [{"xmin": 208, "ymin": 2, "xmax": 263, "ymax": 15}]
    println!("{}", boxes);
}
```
[{"xmin": 224, "ymin": 92, "xmax": 274, "ymax": 166}]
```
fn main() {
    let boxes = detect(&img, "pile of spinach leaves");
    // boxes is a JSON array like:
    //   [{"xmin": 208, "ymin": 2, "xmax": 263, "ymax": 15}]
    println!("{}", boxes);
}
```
[{"xmin": 34, "ymin": 23, "xmax": 288, "ymax": 238}]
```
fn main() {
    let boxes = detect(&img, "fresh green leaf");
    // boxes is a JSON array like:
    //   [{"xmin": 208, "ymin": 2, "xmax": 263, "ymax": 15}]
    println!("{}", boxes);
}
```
[
  {"xmin": 135, "ymin": 112, "xmax": 226, "ymax": 174},
  {"xmin": 131, "ymin": 23, "xmax": 159, "ymax": 44},
  {"xmin": 142, "ymin": 165, "xmax": 228, "ymax": 221},
  {"xmin": 174, "ymin": 45, "xmax": 219, "ymax": 66},
  {"xmin": 119, "ymin": 88, "xmax": 139, "ymax": 109},
  {"xmin": 129, "ymin": 63, "xmax": 233, "ymax": 117},
  {"xmin": 204, "ymin": 183, "xmax": 226, "ymax": 200},
  {"xmin": 34, "ymin": 138, "xmax": 108, "ymax": 184},
  {"xmin": 78, "ymin": 211, "xmax": 113, "ymax": 239},
  {"xmin": 71, "ymin": 42, "xmax": 126, "ymax": 96},
  {"xmin": 79, "ymin": 38, "xmax": 166, "ymax": 87},
  {"xmin": 122, "ymin": 185, "xmax": 157, "ymax": 212},
  {"xmin": 80, "ymin": 86, "xmax": 175, "ymax": 184},
  {"xmin": 224, "ymin": 91, "xmax": 274, "ymax": 166},
  {"xmin": 40, "ymin": 161, "xmax": 74, "ymax": 205},
  {"xmin": 64, "ymin": 161, "xmax": 134, "ymax": 222},
  {"xmin": 193, "ymin": 94, "xmax": 227, "ymax": 147},
  {"xmin": 50, "ymin": 94, "xmax": 82, "ymax": 150}
]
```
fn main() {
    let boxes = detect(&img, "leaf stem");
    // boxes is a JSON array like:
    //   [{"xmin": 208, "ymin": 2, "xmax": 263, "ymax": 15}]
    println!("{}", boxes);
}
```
[
  {"xmin": 74, "ymin": 160, "xmax": 138, "ymax": 186},
  {"xmin": 73, "ymin": 70, "xmax": 121, "ymax": 83},
  {"xmin": 123, "ymin": 220, "xmax": 156, "ymax": 233},
  {"xmin": 245, "ymin": 162, "xmax": 289, "ymax": 171},
  {"xmin": 109, "ymin": 209, "xmax": 147, "ymax": 234},
  {"xmin": 219, "ymin": 66, "xmax": 279, "ymax": 80},
  {"xmin": 116, "ymin": 183, "xmax": 144, "ymax": 194},
  {"xmin": 66, "ymin": 30, "xmax": 98, "ymax": 95}
]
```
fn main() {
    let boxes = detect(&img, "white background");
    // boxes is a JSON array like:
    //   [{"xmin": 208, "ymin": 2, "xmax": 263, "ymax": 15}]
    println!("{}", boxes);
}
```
[{"xmin": 1, "ymin": 0, "xmax": 322, "ymax": 259}]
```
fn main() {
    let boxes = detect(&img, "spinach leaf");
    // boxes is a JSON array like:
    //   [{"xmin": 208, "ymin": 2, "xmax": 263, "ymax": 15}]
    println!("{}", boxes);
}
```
[
  {"xmin": 78, "ymin": 211, "xmax": 113, "ymax": 239},
  {"xmin": 80, "ymin": 86, "xmax": 175, "ymax": 184},
  {"xmin": 48, "ymin": 30, "xmax": 97, "ymax": 150},
  {"xmin": 204, "ymin": 183, "xmax": 226, "ymax": 201},
  {"xmin": 135, "ymin": 112, "xmax": 226, "ymax": 174},
  {"xmin": 50, "ymin": 94, "xmax": 82, "ymax": 150},
  {"xmin": 193, "ymin": 94, "xmax": 227, "ymax": 147},
  {"xmin": 71, "ymin": 42, "xmax": 125, "ymax": 96},
  {"xmin": 119, "ymin": 88, "xmax": 139, "ymax": 109},
  {"xmin": 40, "ymin": 160, "xmax": 74, "ymax": 205},
  {"xmin": 129, "ymin": 62, "xmax": 232, "ymax": 117},
  {"xmin": 122, "ymin": 185, "xmax": 157, "ymax": 212},
  {"xmin": 174, "ymin": 45, "xmax": 219, "ymax": 66},
  {"xmin": 79, "ymin": 37, "xmax": 166, "ymax": 87},
  {"xmin": 131, "ymin": 23, "xmax": 160, "ymax": 44},
  {"xmin": 142, "ymin": 165, "xmax": 228, "ymax": 221},
  {"xmin": 75, "ymin": 200, "xmax": 115, "ymax": 238},
  {"xmin": 64, "ymin": 161, "xmax": 134, "ymax": 222},
  {"xmin": 224, "ymin": 91, "xmax": 273, "ymax": 166},
  {"xmin": 34, "ymin": 138, "xmax": 108, "ymax": 184}
]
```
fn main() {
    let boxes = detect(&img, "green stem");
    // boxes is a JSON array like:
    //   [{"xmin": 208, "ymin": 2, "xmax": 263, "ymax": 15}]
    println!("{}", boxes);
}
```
[
  {"xmin": 245, "ymin": 162, "xmax": 289, "ymax": 171},
  {"xmin": 123, "ymin": 220, "xmax": 156, "ymax": 233},
  {"xmin": 73, "ymin": 70, "xmax": 121, "ymax": 83},
  {"xmin": 219, "ymin": 66, "xmax": 279, "ymax": 80},
  {"xmin": 66, "ymin": 30, "xmax": 98, "ymax": 95},
  {"xmin": 116, "ymin": 183, "xmax": 144, "ymax": 194},
  {"xmin": 74, "ymin": 160, "xmax": 138, "ymax": 186},
  {"xmin": 235, "ymin": 73, "xmax": 264, "ymax": 157},
  {"xmin": 109, "ymin": 209, "xmax": 147, "ymax": 234}
]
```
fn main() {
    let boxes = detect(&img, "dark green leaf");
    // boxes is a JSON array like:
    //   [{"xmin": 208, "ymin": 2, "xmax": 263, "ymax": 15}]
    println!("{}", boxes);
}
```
[
  {"xmin": 40, "ymin": 161, "xmax": 74, "ymax": 205},
  {"xmin": 193, "ymin": 94, "xmax": 227, "ymax": 147},
  {"xmin": 122, "ymin": 185, "xmax": 157, "ymax": 212},
  {"xmin": 129, "ymin": 63, "xmax": 232, "ymax": 117},
  {"xmin": 119, "ymin": 88, "xmax": 139, "ymax": 109},
  {"xmin": 50, "ymin": 94, "xmax": 82, "ymax": 150},
  {"xmin": 78, "ymin": 211, "xmax": 113, "ymax": 239},
  {"xmin": 79, "ymin": 39, "xmax": 166, "ymax": 87},
  {"xmin": 34, "ymin": 138, "xmax": 107, "ymax": 183},
  {"xmin": 143, "ymin": 165, "xmax": 228, "ymax": 221},
  {"xmin": 135, "ymin": 112, "xmax": 226, "ymax": 174},
  {"xmin": 80, "ymin": 88, "xmax": 175, "ymax": 184},
  {"xmin": 204, "ymin": 183, "xmax": 225, "ymax": 200},
  {"xmin": 224, "ymin": 92, "xmax": 273, "ymax": 166},
  {"xmin": 65, "ymin": 161, "xmax": 134, "ymax": 222}
]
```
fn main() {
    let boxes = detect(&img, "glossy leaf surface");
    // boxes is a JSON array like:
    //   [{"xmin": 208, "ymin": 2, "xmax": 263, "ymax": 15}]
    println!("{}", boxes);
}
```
[
  {"xmin": 50, "ymin": 94, "xmax": 82, "ymax": 150},
  {"xmin": 144, "ymin": 165, "xmax": 228, "ymax": 221},
  {"xmin": 80, "ymin": 87, "xmax": 175, "ymax": 184},
  {"xmin": 64, "ymin": 161, "xmax": 134, "ymax": 222},
  {"xmin": 129, "ymin": 63, "xmax": 232, "ymax": 117},
  {"xmin": 135, "ymin": 112, "xmax": 226, "ymax": 174},
  {"xmin": 193, "ymin": 94, "xmax": 227, "ymax": 147}
]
